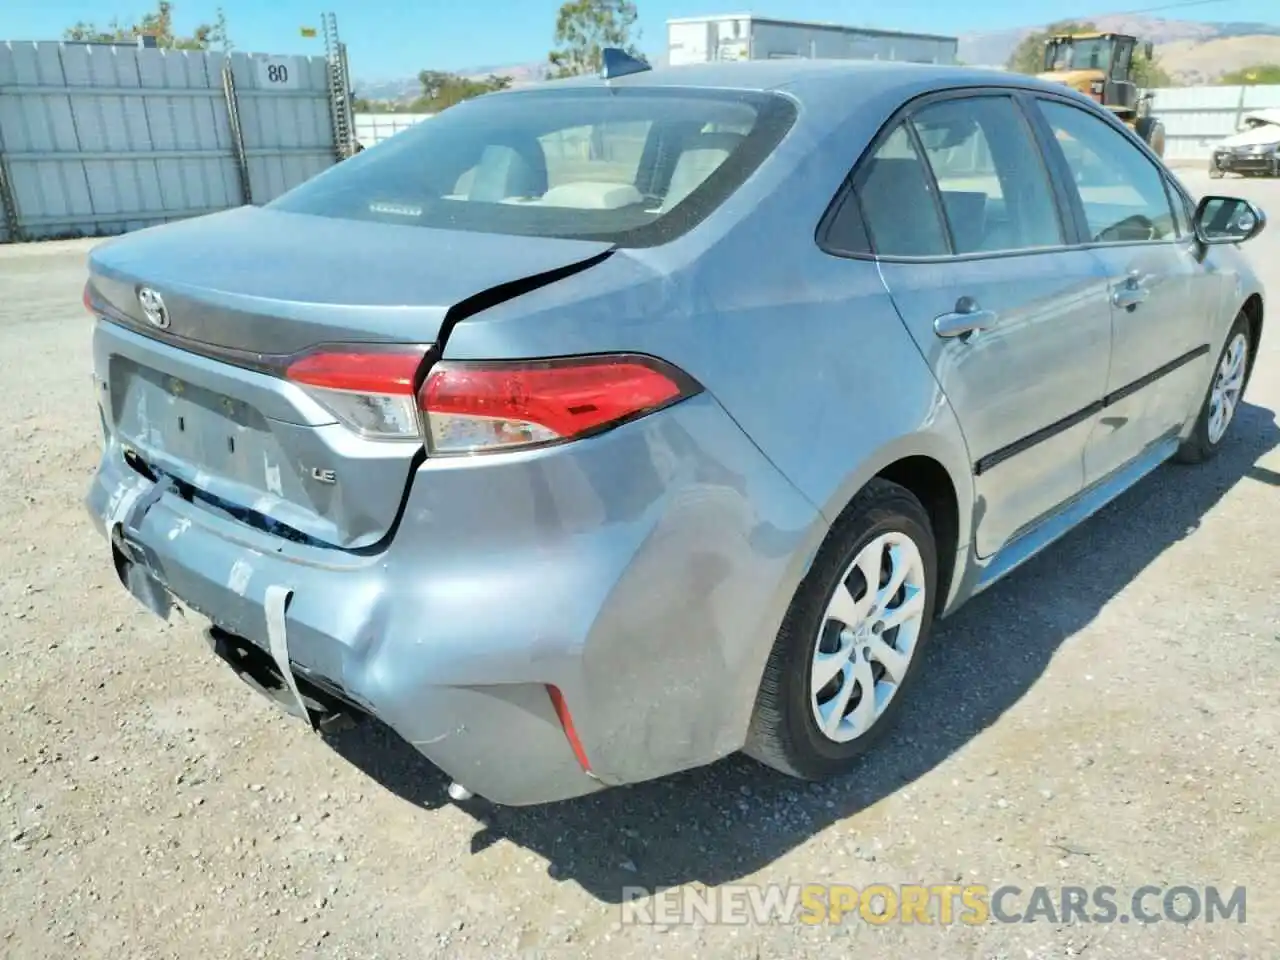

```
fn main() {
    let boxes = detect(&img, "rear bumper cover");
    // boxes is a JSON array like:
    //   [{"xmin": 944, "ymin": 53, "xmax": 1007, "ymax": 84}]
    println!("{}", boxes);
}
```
[{"xmin": 86, "ymin": 392, "xmax": 823, "ymax": 805}]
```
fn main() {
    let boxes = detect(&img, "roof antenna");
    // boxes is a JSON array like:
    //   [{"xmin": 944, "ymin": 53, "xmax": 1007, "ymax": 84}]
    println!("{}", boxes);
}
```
[{"xmin": 601, "ymin": 47, "xmax": 651, "ymax": 81}]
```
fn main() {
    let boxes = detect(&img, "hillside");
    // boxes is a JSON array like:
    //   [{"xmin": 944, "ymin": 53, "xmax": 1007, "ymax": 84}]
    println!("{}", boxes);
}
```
[
  {"xmin": 1154, "ymin": 35, "xmax": 1280, "ymax": 85},
  {"xmin": 958, "ymin": 14, "xmax": 1280, "ymax": 83}
]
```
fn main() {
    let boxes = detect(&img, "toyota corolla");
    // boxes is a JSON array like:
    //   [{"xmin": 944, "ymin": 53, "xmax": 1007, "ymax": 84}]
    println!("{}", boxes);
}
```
[{"xmin": 84, "ymin": 55, "xmax": 1266, "ymax": 805}]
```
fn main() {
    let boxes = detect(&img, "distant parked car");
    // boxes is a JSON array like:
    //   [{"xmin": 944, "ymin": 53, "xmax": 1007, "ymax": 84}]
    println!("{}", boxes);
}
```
[
  {"xmin": 1210, "ymin": 109, "xmax": 1280, "ymax": 178},
  {"xmin": 84, "ymin": 56, "xmax": 1266, "ymax": 806}
]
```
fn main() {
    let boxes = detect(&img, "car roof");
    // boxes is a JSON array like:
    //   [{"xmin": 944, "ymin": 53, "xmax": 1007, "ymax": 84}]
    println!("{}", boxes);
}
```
[{"xmin": 518, "ymin": 59, "xmax": 1084, "ymax": 107}]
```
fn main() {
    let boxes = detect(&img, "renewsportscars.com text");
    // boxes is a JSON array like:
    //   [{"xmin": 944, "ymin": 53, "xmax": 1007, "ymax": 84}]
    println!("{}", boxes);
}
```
[{"xmin": 620, "ymin": 883, "xmax": 1247, "ymax": 926}]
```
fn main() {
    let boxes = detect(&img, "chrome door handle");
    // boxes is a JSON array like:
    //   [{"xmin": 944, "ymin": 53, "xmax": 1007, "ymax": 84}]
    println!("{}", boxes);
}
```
[
  {"xmin": 1112, "ymin": 273, "xmax": 1150, "ymax": 310},
  {"xmin": 934, "ymin": 298, "xmax": 997, "ymax": 339}
]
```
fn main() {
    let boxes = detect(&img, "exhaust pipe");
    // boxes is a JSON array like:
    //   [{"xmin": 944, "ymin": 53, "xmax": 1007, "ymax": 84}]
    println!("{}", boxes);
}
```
[{"xmin": 447, "ymin": 782, "xmax": 474, "ymax": 802}]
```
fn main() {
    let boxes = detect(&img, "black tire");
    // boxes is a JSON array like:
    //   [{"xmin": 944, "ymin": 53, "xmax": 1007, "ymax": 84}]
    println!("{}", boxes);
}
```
[
  {"xmin": 1135, "ymin": 116, "xmax": 1166, "ymax": 158},
  {"xmin": 1175, "ymin": 312, "xmax": 1252, "ymax": 464},
  {"xmin": 1208, "ymin": 164, "xmax": 1224, "ymax": 180},
  {"xmin": 745, "ymin": 479, "xmax": 939, "ymax": 780}
]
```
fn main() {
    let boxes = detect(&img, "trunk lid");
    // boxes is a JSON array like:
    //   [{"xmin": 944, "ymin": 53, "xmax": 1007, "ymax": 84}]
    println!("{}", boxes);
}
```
[
  {"xmin": 89, "ymin": 206, "xmax": 613, "ymax": 549},
  {"xmin": 88, "ymin": 206, "xmax": 614, "ymax": 354}
]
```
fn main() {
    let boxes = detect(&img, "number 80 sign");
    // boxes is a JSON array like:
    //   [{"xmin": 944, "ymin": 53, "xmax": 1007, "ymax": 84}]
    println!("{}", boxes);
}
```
[{"xmin": 255, "ymin": 58, "xmax": 299, "ymax": 90}]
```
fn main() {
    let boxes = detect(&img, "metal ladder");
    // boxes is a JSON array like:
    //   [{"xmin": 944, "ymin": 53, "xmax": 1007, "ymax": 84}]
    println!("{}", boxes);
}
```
[{"xmin": 323, "ymin": 12, "xmax": 354, "ymax": 160}]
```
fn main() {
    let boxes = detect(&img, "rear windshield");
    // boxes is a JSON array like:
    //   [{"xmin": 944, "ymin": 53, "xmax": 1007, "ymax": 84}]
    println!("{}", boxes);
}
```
[{"xmin": 267, "ymin": 86, "xmax": 796, "ymax": 247}]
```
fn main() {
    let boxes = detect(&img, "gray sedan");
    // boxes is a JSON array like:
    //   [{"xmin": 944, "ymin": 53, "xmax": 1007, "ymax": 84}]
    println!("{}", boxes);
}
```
[{"xmin": 83, "ymin": 56, "xmax": 1266, "ymax": 806}]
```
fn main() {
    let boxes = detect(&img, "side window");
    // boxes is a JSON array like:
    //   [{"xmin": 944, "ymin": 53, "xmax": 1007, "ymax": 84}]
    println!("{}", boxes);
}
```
[
  {"xmin": 1037, "ymin": 99, "xmax": 1177, "ymax": 244},
  {"xmin": 911, "ymin": 96, "xmax": 1063, "ymax": 253},
  {"xmin": 853, "ymin": 124, "xmax": 949, "ymax": 257}
]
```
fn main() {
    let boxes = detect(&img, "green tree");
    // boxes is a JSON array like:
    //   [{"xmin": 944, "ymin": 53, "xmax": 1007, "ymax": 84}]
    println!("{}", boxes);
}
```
[
  {"xmin": 548, "ymin": 0, "xmax": 641, "ymax": 78},
  {"xmin": 64, "ymin": 1, "xmax": 232, "ymax": 51},
  {"xmin": 1006, "ymin": 21, "xmax": 1096, "ymax": 75},
  {"xmin": 1131, "ymin": 50, "xmax": 1173, "ymax": 88},
  {"xmin": 1218, "ymin": 63, "xmax": 1280, "ymax": 85},
  {"xmin": 413, "ymin": 71, "xmax": 511, "ymax": 112}
]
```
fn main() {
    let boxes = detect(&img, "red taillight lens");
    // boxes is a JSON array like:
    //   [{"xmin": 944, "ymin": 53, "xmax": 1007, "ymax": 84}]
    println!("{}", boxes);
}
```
[
  {"xmin": 286, "ymin": 348, "xmax": 421, "ymax": 395},
  {"xmin": 286, "ymin": 346, "xmax": 428, "ymax": 440},
  {"xmin": 419, "ymin": 355, "xmax": 698, "ymax": 455}
]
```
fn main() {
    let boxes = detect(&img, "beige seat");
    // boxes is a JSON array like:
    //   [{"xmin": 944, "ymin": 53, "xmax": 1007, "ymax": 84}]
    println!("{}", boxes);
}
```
[
  {"xmin": 467, "ymin": 144, "xmax": 544, "ymax": 203},
  {"xmin": 661, "ymin": 132, "xmax": 746, "ymax": 212}
]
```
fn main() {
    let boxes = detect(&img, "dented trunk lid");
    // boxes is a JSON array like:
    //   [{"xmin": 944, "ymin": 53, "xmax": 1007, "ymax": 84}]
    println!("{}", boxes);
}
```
[{"xmin": 88, "ymin": 206, "xmax": 614, "ymax": 550}]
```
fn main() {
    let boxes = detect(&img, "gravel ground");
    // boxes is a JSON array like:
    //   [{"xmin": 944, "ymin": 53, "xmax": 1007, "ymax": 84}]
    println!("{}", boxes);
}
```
[{"xmin": 1, "ymin": 172, "xmax": 1278, "ymax": 960}]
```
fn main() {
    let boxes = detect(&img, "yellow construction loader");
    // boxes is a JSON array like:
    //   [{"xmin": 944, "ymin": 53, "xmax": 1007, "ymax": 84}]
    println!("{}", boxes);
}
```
[{"xmin": 1037, "ymin": 32, "xmax": 1166, "ymax": 158}]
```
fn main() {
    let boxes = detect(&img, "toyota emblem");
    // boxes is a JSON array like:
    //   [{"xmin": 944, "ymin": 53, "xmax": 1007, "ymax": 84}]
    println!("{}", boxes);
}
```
[{"xmin": 137, "ymin": 286, "xmax": 170, "ymax": 329}]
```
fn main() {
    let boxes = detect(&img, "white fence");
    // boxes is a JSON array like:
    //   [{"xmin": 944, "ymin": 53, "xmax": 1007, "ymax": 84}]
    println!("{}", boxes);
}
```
[
  {"xmin": 1148, "ymin": 84, "xmax": 1280, "ymax": 163},
  {"xmin": 354, "ymin": 112, "xmax": 433, "ymax": 148},
  {"xmin": 0, "ymin": 41, "xmax": 340, "ymax": 242}
]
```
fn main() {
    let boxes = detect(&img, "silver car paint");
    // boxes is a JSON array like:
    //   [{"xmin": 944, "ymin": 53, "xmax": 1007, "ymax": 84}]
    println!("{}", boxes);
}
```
[
  {"xmin": 877, "ymin": 251, "xmax": 1114, "ymax": 558},
  {"xmin": 1084, "ymin": 237, "xmax": 1224, "ymax": 485},
  {"xmin": 85, "ymin": 60, "xmax": 1265, "ymax": 805}
]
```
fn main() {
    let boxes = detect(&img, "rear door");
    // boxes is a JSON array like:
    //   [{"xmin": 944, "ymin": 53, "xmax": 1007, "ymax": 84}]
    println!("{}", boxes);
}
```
[
  {"xmin": 1030, "ymin": 97, "xmax": 1217, "ymax": 486},
  {"xmin": 851, "ymin": 91, "xmax": 1114, "ymax": 558}
]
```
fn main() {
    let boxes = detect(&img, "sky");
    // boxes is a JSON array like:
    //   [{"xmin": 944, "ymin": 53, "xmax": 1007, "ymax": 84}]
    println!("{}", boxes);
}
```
[{"xmin": 1, "ymin": 0, "xmax": 1276, "ymax": 79}]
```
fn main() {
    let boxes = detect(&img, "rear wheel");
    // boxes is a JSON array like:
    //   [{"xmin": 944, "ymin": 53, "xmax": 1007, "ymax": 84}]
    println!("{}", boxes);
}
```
[
  {"xmin": 745, "ymin": 479, "xmax": 938, "ymax": 780},
  {"xmin": 1176, "ymin": 313, "xmax": 1251, "ymax": 464}
]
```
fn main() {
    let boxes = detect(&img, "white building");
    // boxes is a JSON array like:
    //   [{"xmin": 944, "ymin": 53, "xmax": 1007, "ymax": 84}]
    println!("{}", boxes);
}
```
[{"xmin": 667, "ymin": 14, "xmax": 958, "ymax": 67}]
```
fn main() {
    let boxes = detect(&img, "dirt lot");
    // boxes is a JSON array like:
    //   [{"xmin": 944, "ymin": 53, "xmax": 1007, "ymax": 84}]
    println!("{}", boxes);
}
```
[{"xmin": 1, "ymin": 172, "xmax": 1278, "ymax": 960}]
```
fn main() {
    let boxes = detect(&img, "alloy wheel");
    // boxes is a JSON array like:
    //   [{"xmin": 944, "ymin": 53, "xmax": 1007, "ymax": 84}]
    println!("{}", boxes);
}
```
[
  {"xmin": 1207, "ymin": 332, "xmax": 1248, "ymax": 445},
  {"xmin": 810, "ymin": 532, "xmax": 927, "ymax": 744}
]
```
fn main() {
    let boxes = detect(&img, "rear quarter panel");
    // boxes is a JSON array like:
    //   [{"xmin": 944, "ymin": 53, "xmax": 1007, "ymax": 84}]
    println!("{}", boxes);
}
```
[{"xmin": 442, "ymin": 87, "xmax": 977, "ymax": 624}]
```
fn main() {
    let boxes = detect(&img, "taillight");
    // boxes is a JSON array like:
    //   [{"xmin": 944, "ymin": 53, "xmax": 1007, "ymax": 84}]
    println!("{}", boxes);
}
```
[
  {"xmin": 286, "ymin": 345, "xmax": 428, "ymax": 441},
  {"xmin": 283, "ymin": 348, "xmax": 699, "ymax": 452},
  {"xmin": 83, "ymin": 283, "xmax": 95, "ymax": 314},
  {"xmin": 419, "ymin": 354, "xmax": 700, "ymax": 456}
]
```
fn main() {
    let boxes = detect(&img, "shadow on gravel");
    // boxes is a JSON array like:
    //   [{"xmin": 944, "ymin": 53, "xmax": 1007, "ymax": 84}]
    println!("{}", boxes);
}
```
[{"xmin": 324, "ymin": 402, "xmax": 1279, "ymax": 902}]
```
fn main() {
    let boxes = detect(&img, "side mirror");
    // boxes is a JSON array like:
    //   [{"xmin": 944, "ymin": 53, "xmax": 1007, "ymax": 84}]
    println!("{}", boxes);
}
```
[{"xmin": 1193, "ymin": 195, "xmax": 1266, "ymax": 245}]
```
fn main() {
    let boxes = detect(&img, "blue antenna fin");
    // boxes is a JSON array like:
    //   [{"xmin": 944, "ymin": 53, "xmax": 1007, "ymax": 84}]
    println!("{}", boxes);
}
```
[{"xmin": 601, "ymin": 47, "xmax": 651, "ymax": 81}]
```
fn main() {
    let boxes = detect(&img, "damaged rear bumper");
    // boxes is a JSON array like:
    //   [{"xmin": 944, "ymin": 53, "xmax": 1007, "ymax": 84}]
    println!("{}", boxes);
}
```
[
  {"xmin": 85, "ymin": 393, "xmax": 822, "ymax": 806},
  {"xmin": 88, "ymin": 458, "xmax": 601, "ymax": 805}
]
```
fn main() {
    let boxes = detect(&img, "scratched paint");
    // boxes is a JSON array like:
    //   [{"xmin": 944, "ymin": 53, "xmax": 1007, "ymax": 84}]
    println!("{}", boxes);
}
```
[
  {"xmin": 167, "ymin": 517, "xmax": 192, "ymax": 541},
  {"xmin": 263, "ymin": 453, "xmax": 284, "ymax": 496},
  {"xmin": 105, "ymin": 479, "xmax": 144, "ymax": 527},
  {"xmin": 227, "ymin": 558, "xmax": 253, "ymax": 596}
]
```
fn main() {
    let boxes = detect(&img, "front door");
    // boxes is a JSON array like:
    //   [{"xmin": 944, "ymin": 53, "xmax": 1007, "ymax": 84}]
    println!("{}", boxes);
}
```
[
  {"xmin": 858, "ymin": 93, "xmax": 1114, "ymax": 558},
  {"xmin": 1033, "ymin": 97, "xmax": 1217, "ymax": 486}
]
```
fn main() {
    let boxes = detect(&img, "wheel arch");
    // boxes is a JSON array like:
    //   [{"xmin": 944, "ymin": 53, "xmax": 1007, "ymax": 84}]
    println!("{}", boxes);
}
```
[
  {"xmin": 875, "ymin": 456, "xmax": 962, "ymax": 614},
  {"xmin": 812, "ymin": 430, "xmax": 974, "ymax": 619},
  {"xmin": 1241, "ymin": 293, "xmax": 1263, "ymax": 388}
]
